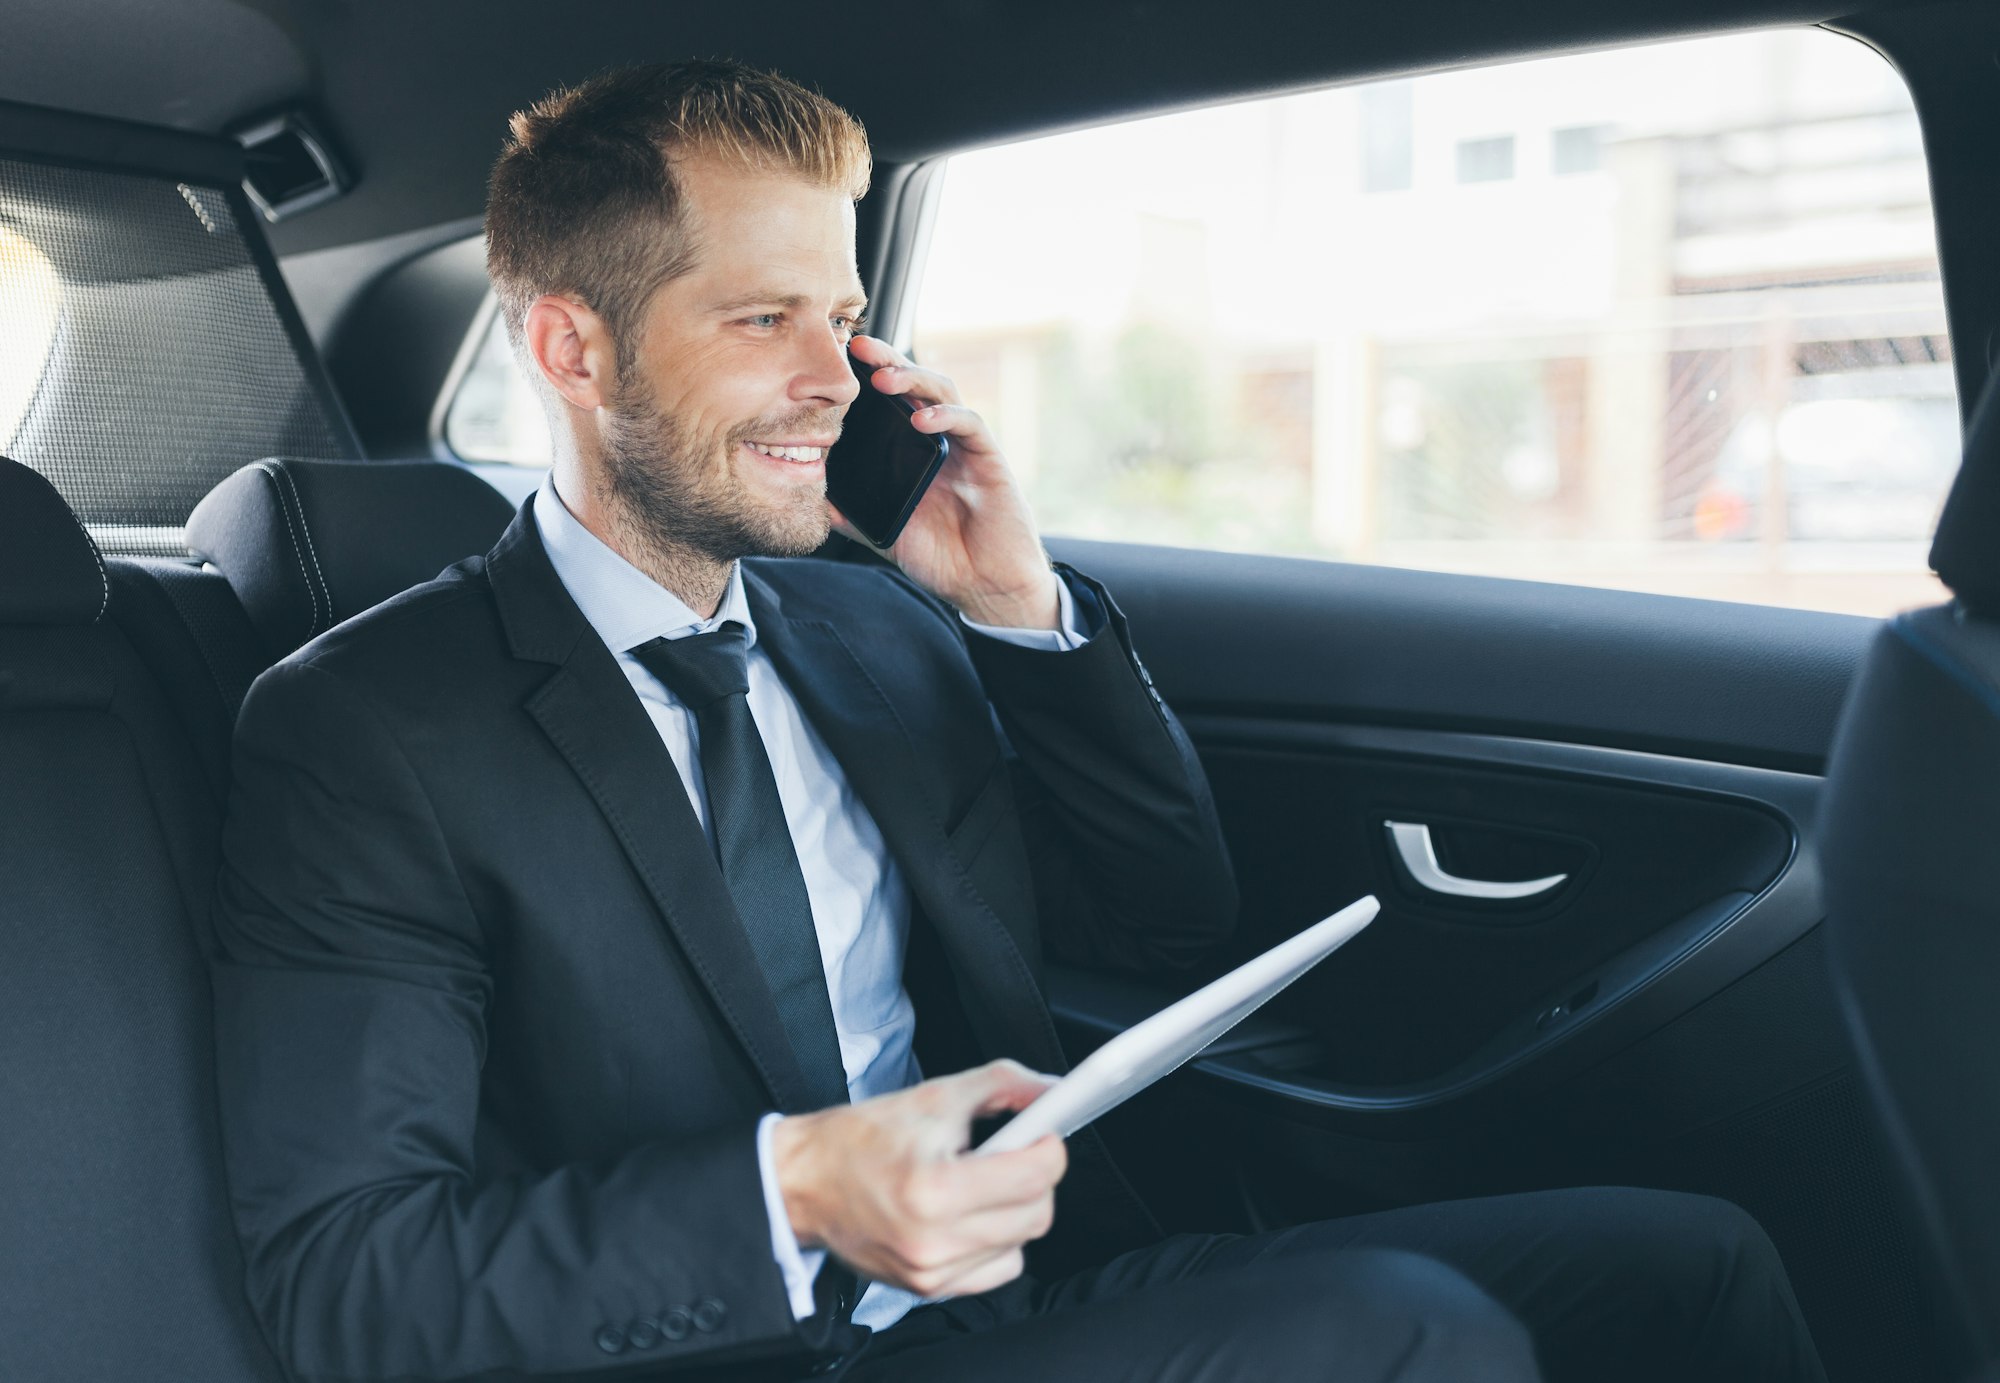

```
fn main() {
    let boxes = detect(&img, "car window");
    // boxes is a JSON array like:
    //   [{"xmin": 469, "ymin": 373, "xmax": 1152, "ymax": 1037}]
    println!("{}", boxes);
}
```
[
  {"xmin": 442, "ymin": 299, "xmax": 553, "ymax": 467},
  {"xmin": 910, "ymin": 28, "xmax": 1955, "ymax": 617},
  {"xmin": 0, "ymin": 163, "xmax": 352, "ymax": 555},
  {"xmin": 0, "ymin": 224, "xmax": 60, "ymax": 449}
]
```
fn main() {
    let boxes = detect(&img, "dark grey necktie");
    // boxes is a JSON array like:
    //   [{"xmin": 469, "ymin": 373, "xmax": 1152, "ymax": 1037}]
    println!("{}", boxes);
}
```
[{"xmin": 632, "ymin": 623, "xmax": 851, "ymax": 1112}]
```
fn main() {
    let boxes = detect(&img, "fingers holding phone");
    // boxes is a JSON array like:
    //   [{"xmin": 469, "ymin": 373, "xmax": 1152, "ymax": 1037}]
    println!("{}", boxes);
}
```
[
  {"xmin": 824, "ymin": 346, "xmax": 951, "ymax": 550},
  {"xmin": 832, "ymin": 336, "xmax": 1061, "ymax": 632}
]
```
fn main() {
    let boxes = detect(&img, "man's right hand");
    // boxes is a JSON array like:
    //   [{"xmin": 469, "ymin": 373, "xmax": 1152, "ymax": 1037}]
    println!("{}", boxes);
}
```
[{"xmin": 770, "ymin": 1059, "xmax": 1067, "ymax": 1298}]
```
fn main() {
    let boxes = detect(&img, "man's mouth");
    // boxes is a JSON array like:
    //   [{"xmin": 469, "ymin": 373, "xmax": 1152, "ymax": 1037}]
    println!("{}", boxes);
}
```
[{"xmin": 742, "ymin": 440, "xmax": 831, "ymax": 463}]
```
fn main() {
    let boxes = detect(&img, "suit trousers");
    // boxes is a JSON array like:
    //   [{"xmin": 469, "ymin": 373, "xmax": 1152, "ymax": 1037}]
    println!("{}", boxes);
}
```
[{"xmin": 840, "ymin": 1186, "xmax": 1828, "ymax": 1383}]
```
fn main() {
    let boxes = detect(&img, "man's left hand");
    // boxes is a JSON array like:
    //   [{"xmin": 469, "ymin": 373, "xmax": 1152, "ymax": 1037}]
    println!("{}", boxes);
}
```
[{"xmin": 836, "ymin": 335, "xmax": 1060, "ymax": 632}]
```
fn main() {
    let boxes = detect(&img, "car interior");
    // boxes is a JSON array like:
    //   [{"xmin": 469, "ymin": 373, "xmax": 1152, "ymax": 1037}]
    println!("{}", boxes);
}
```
[{"xmin": 3, "ymin": 1, "xmax": 1998, "ymax": 1380}]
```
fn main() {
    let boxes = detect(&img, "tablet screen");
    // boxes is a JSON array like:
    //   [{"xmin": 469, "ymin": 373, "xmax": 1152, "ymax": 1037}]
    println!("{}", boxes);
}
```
[{"xmin": 977, "ymin": 895, "xmax": 1379, "ymax": 1154}]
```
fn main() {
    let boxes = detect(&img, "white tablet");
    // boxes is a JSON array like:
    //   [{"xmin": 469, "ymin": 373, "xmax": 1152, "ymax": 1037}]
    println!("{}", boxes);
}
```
[{"xmin": 977, "ymin": 895, "xmax": 1379, "ymax": 1155}]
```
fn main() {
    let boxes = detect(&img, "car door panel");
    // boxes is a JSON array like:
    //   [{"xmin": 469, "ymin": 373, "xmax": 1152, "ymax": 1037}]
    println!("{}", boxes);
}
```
[
  {"xmin": 1050, "ymin": 727, "xmax": 1820, "ymax": 1136},
  {"xmin": 1042, "ymin": 539, "xmax": 1842, "ymax": 1119},
  {"xmin": 1041, "ymin": 535, "xmax": 1932, "ymax": 1383},
  {"xmin": 1192, "ymin": 728, "xmax": 1799, "ymax": 1088}
]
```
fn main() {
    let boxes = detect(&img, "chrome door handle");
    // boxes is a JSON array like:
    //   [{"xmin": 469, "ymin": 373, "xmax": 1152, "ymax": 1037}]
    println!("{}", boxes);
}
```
[{"xmin": 1384, "ymin": 821, "xmax": 1569, "ymax": 901}]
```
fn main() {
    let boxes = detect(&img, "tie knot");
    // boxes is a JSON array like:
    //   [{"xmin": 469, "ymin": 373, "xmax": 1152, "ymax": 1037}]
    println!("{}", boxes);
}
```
[{"xmin": 632, "ymin": 624, "xmax": 751, "ymax": 710}]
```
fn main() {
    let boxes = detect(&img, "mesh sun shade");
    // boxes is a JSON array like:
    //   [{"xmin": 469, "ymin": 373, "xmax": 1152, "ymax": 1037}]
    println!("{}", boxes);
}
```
[{"xmin": 0, "ymin": 156, "xmax": 350, "ymax": 556}]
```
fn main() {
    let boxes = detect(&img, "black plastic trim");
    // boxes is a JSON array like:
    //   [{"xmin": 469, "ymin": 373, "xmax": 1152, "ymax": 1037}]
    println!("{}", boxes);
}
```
[
  {"xmin": 855, "ymin": 159, "xmax": 945, "ymax": 352},
  {"xmin": 0, "ymin": 98, "xmax": 244, "ymax": 186}
]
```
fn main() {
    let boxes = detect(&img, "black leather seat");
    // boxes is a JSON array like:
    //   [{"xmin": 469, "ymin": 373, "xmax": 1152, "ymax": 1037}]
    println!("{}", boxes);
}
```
[
  {"xmin": 187, "ymin": 456, "xmax": 517, "ymax": 662},
  {"xmin": 0, "ymin": 456, "xmax": 288, "ymax": 1383},
  {"xmin": 1824, "ymin": 379, "xmax": 2000, "ymax": 1370},
  {"xmin": 0, "ymin": 452, "xmax": 515, "ymax": 1381}
]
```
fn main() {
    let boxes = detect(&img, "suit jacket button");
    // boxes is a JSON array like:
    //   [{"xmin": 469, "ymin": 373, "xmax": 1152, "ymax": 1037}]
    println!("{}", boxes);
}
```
[
  {"xmin": 628, "ymin": 1316, "xmax": 662, "ymax": 1350},
  {"xmin": 594, "ymin": 1326, "xmax": 627, "ymax": 1355},
  {"xmin": 692, "ymin": 1297, "xmax": 727, "ymax": 1333},
  {"xmin": 660, "ymin": 1308, "xmax": 693, "ymax": 1341}
]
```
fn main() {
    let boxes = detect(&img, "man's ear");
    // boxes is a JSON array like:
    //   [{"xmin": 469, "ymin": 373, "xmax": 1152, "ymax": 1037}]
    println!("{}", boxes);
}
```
[{"xmin": 523, "ymin": 294, "xmax": 616, "ymax": 413}]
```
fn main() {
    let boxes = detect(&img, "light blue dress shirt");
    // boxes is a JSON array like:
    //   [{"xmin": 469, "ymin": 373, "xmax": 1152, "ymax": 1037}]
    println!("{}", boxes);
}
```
[{"xmin": 532, "ymin": 478, "xmax": 1089, "ymax": 1334}]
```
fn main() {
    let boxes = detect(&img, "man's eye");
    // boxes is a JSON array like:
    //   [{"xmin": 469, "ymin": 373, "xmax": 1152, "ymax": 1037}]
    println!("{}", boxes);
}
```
[
  {"xmin": 746, "ymin": 313, "xmax": 782, "ymax": 328},
  {"xmin": 835, "ymin": 315, "xmax": 869, "ymax": 337}
]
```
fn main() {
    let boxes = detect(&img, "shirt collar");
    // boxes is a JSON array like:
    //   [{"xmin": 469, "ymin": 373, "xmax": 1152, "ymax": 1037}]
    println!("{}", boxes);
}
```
[{"xmin": 533, "ymin": 474, "xmax": 756, "ymax": 654}]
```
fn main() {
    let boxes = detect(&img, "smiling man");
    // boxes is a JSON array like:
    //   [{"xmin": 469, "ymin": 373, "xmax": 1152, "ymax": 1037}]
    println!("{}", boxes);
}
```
[{"xmin": 207, "ymin": 60, "xmax": 1824, "ymax": 1383}]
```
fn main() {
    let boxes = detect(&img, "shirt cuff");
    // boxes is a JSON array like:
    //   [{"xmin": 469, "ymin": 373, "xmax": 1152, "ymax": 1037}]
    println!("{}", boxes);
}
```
[
  {"xmin": 960, "ymin": 571, "xmax": 1095, "ymax": 651},
  {"xmin": 756, "ymin": 1112, "xmax": 827, "ymax": 1321}
]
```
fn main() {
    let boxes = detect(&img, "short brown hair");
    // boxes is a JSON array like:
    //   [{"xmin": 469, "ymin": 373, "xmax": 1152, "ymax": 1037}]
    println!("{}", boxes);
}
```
[{"xmin": 486, "ymin": 60, "xmax": 871, "ymax": 369}]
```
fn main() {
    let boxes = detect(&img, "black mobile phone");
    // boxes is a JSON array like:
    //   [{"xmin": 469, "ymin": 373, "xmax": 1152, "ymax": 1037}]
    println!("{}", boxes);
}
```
[{"xmin": 825, "ymin": 352, "xmax": 950, "ymax": 549}]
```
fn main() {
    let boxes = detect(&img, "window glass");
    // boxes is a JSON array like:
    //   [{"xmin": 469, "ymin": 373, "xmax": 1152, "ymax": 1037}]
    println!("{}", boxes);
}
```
[
  {"xmin": 0, "ymin": 224, "xmax": 61, "ymax": 449},
  {"xmin": 0, "ymin": 165, "xmax": 349, "ymax": 555},
  {"xmin": 443, "ymin": 304, "xmax": 552, "ymax": 466},
  {"xmin": 911, "ymin": 29, "xmax": 1955, "ymax": 616}
]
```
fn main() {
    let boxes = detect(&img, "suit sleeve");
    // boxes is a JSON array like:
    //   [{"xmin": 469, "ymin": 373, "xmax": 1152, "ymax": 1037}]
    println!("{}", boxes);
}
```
[
  {"xmin": 960, "ymin": 564, "xmax": 1239, "ymax": 976},
  {"xmin": 208, "ymin": 659, "xmax": 838, "ymax": 1382}
]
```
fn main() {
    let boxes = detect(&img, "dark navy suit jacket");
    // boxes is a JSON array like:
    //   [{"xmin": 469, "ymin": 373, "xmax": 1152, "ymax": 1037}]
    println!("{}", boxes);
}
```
[{"xmin": 208, "ymin": 504, "xmax": 1237, "ymax": 1381}]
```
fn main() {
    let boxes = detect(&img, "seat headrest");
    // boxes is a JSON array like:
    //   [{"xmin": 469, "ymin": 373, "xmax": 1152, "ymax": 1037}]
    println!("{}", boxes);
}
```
[
  {"xmin": 1932, "ymin": 378, "xmax": 2000, "ymax": 618},
  {"xmin": 0, "ymin": 456, "xmax": 109, "ymax": 626},
  {"xmin": 187, "ymin": 458, "xmax": 516, "ymax": 659}
]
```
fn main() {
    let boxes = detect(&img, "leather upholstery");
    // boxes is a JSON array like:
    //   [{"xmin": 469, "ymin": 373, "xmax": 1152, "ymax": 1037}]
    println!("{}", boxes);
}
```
[
  {"xmin": 0, "ymin": 456, "xmax": 108, "ymax": 626},
  {"xmin": 1828, "ymin": 389, "xmax": 2000, "ymax": 1368},
  {"xmin": 1, "ymin": 466, "xmax": 290, "ymax": 1383},
  {"xmin": 186, "ymin": 457, "xmax": 514, "ymax": 659}
]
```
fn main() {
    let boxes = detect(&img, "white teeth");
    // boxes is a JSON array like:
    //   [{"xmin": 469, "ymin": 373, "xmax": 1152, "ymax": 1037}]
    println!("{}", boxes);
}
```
[{"xmin": 747, "ymin": 442, "xmax": 825, "ymax": 462}]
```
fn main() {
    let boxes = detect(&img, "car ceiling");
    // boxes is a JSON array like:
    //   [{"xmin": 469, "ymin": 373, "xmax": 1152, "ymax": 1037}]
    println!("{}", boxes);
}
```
[{"xmin": 0, "ymin": 0, "xmax": 1932, "ymax": 257}]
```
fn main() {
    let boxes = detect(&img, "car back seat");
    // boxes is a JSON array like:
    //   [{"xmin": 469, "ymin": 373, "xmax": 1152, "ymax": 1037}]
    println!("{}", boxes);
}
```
[
  {"xmin": 1, "ymin": 449, "xmax": 515, "ymax": 1381},
  {"xmin": 0, "ymin": 455, "xmax": 289, "ymax": 1383}
]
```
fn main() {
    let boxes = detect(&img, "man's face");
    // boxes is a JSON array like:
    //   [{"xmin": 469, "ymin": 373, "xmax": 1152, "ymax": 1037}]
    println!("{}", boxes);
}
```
[{"xmin": 597, "ymin": 154, "xmax": 866, "ymax": 564}]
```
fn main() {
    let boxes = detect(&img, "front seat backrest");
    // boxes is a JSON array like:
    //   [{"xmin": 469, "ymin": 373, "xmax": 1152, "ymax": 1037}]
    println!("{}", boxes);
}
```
[
  {"xmin": 187, "ymin": 457, "xmax": 516, "ymax": 661},
  {"xmin": 0, "ymin": 456, "xmax": 288, "ymax": 1383},
  {"xmin": 1824, "ymin": 379, "xmax": 2000, "ymax": 1368}
]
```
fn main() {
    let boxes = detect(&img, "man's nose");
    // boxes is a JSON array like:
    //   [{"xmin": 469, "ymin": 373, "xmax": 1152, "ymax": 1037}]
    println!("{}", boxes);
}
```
[{"xmin": 795, "ymin": 325, "xmax": 861, "ymax": 409}]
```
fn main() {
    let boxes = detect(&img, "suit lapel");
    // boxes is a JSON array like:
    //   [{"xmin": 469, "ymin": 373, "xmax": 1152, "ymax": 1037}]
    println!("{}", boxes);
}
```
[
  {"xmin": 489, "ymin": 507, "xmax": 817, "ymax": 1114},
  {"xmin": 746, "ymin": 568, "xmax": 1070, "ymax": 1078},
  {"xmin": 747, "ymin": 596, "xmax": 938, "ymax": 868}
]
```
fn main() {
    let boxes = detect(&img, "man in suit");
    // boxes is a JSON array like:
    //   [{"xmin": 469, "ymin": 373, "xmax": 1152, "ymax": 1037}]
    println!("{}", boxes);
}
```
[{"xmin": 208, "ymin": 60, "xmax": 1825, "ymax": 1383}]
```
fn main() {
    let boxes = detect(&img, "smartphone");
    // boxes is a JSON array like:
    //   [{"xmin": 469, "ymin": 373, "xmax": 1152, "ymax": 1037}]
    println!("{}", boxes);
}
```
[{"xmin": 825, "ymin": 352, "xmax": 950, "ymax": 548}]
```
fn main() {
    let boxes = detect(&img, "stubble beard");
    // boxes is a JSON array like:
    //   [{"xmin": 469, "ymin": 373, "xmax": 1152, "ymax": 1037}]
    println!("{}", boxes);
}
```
[{"xmin": 597, "ymin": 375, "xmax": 835, "ymax": 599}]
